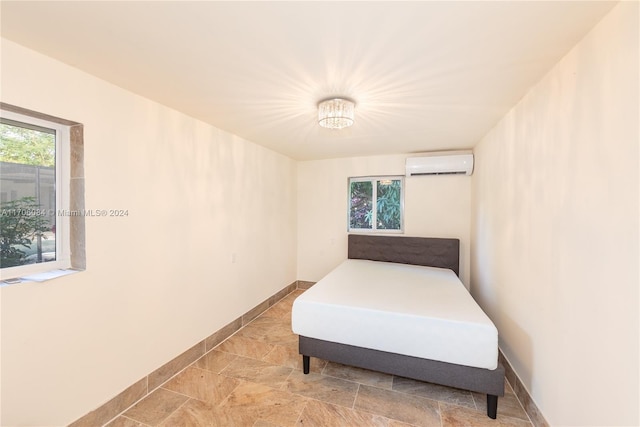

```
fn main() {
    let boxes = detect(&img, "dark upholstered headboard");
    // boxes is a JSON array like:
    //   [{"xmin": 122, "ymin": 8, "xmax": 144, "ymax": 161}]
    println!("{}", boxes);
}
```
[{"xmin": 347, "ymin": 235, "xmax": 460, "ymax": 276}]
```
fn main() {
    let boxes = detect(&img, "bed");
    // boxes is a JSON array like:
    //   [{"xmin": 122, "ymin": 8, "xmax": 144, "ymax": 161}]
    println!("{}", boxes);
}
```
[{"xmin": 291, "ymin": 234, "xmax": 504, "ymax": 419}]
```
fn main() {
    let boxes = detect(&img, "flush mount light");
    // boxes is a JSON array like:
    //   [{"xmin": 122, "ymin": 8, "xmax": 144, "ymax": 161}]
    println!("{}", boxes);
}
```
[{"xmin": 318, "ymin": 97, "xmax": 355, "ymax": 129}]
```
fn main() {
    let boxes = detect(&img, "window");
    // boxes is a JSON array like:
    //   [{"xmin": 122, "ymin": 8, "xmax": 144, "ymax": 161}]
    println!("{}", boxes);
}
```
[
  {"xmin": 348, "ymin": 176, "xmax": 404, "ymax": 233},
  {"xmin": 0, "ymin": 104, "xmax": 84, "ymax": 281}
]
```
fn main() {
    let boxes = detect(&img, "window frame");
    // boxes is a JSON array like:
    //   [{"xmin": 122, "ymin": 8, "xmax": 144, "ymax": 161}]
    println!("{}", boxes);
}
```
[
  {"xmin": 0, "ymin": 109, "xmax": 71, "ymax": 280},
  {"xmin": 347, "ymin": 175, "xmax": 405, "ymax": 234}
]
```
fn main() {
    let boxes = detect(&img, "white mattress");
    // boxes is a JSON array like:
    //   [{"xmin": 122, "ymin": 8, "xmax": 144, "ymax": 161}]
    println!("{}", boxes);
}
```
[{"xmin": 292, "ymin": 259, "xmax": 498, "ymax": 370}]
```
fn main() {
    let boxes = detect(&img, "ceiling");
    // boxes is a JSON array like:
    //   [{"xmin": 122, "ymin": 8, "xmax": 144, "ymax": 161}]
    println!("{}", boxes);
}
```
[{"xmin": 1, "ymin": 1, "xmax": 616, "ymax": 161}]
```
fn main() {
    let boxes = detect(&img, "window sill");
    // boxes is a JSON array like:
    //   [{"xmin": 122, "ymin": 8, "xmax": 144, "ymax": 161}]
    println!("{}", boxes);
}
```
[{"xmin": 1, "ymin": 268, "xmax": 80, "ymax": 286}]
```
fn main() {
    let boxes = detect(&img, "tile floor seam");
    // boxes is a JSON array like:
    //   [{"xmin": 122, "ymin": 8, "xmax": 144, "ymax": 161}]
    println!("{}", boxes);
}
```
[
  {"xmin": 208, "ymin": 347, "xmax": 241, "ymax": 364},
  {"xmin": 505, "ymin": 379, "xmax": 536, "ymax": 426},
  {"xmin": 155, "ymin": 396, "xmax": 192, "ymax": 426},
  {"xmin": 122, "ymin": 414, "xmax": 153, "ymax": 427},
  {"xmin": 501, "ymin": 413, "xmax": 537, "ymax": 425},
  {"xmin": 218, "ymin": 379, "xmax": 246, "ymax": 408},
  {"xmin": 352, "ymin": 383, "xmax": 361, "ymax": 410},
  {"xmin": 289, "ymin": 351, "xmax": 492, "ymax": 421},
  {"xmin": 360, "ymin": 382, "xmax": 449, "ymax": 427},
  {"xmin": 144, "ymin": 349, "xmax": 210, "ymax": 401},
  {"xmin": 218, "ymin": 363, "xmax": 232, "ymax": 377},
  {"xmin": 437, "ymin": 400, "xmax": 444, "ymax": 427},
  {"xmin": 98, "ymin": 385, "xmax": 159, "ymax": 427},
  {"xmin": 201, "ymin": 342, "xmax": 238, "ymax": 363},
  {"xmin": 358, "ymin": 380, "xmax": 445, "ymax": 407},
  {"xmin": 156, "ymin": 386, "xmax": 195, "ymax": 402},
  {"xmin": 469, "ymin": 388, "xmax": 479, "ymax": 410},
  {"xmin": 425, "ymin": 397, "xmax": 477, "ymax": 414},
  {"xmin": 198, "ymin": 352, "xmax": 238, "ymax": 375},
  {"xmin": 209, "ymin": 327, "xmax": 258, "ymax": 355},
  {"xmin": 351, "ymin": 405, "xmax": 418, "ymax": 427},
  {"xmin": 380, "ymin": 383, "xmax": 443, "ymax": 404},
  {"xmin": 101, "ymin": 403, "xmax": 152, "ymax": 427},
  {"xmin": 319, "ymin": 359, "xmax": 328, "ymax": 376},
  {"xmin": 281, "ymin": 365, "xmax": 297, "ymax": 391},
  {"xmin": 292, "ymin": 398, "xmax": 311, "ymax": 426},
  {"xmin": 319, "ymin": 369, "xmax": 395, "ymax": 391},
  {"xmin": 301, "ymin": 395, "xmax": 359, "ymax": 412},
  {"xmin": 216, "ymin": 369, "xmax": 244, "ymax": 388},
  {"xmin": 260, "ymin": 345, "xmax": 279, "ymax": 365}
]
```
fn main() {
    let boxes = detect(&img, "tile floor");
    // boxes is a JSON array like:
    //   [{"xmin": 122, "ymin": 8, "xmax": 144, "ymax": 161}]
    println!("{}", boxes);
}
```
[{"xmin": 105, "ymin": 289, "xmax": 533, "ymax": 427}]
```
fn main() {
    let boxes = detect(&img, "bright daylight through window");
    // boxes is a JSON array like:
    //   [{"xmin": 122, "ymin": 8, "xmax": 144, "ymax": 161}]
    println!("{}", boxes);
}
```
[
  {"xmin": 349, "ymin": 177, "xmax": 404, "ymax": 233},
  {"xmin": 0, "ymin": 111, "xmax": 70, "ymax": 279}
]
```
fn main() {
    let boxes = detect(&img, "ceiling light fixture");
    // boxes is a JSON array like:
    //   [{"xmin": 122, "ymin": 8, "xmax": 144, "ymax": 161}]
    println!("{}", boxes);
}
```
[{"xmin": 318, "ymin": 97, "xmax": 355, "ymax": 129}]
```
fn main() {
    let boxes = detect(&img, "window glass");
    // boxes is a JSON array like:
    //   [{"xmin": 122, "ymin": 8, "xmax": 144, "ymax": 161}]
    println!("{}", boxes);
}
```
[
  {"xmin": 349, "ymin": 180, "xmax": 373, "ymax": 229},
  {"xmin": 348, "ymin": 176, "xmax": 403, "ymax": 233},
  {"xmin": 1, "ymin": 120, "xmax": 57, "ymax": 268},
  {"xmin": 376, "ymin": 179, "xmax": 402, "ymax": 230}
]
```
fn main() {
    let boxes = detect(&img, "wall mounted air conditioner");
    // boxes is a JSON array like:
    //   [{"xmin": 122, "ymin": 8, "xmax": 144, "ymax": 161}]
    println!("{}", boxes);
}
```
[{"xmin": 406, "ymin": 151, "xmax": 474, "ymax": 176}]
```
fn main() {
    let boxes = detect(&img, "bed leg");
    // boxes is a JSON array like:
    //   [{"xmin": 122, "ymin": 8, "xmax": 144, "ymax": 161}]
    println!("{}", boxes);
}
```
[
  {"xmin": 487, "ymin": 394, "xmax": 498, "ymax": 419},
  {"xmin": 302, "ymin": 355, "xmax": 310, "ymax": 374}
]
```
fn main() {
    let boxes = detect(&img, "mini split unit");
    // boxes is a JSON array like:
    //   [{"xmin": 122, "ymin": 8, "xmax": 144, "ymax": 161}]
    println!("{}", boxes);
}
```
[{"xmin": 406, "ymin": 151, "xmax": 474, "ymax": 176}]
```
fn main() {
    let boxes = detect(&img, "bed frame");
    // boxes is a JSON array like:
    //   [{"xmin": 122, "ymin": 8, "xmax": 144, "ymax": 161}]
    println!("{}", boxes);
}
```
[{"xmin": 299, "ymin": 234, "xmax": 505, "ymax": 419}]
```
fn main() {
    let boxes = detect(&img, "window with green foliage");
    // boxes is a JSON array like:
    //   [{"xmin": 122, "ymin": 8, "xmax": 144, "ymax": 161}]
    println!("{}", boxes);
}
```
[
  {"xmin": 348, "ymin": 177, "xmax": 403, "ymax": 232},
  {"xmin": 1, "ymin": 110, "xmax": 70, "ymax": 279},
  {"xmin": 1, "ymin": 104, "xmax": 85, "ymax": 283},
  {"xmin": 1, "ymin": 118, "xmax": 59, "ymax": 271}
]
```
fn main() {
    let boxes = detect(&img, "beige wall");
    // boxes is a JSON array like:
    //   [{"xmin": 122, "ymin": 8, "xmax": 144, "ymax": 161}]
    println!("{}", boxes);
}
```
[
  {"xmin": 297, "ymin": 155, "xmax": 472, "ymax": 286},
  {"xmin": 0, "ymin": 39, "xmax": 297, "ymax": 426},
  {"xmin": 471, "ymin": 3, "xmax": 639, "ymax": 425}
]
